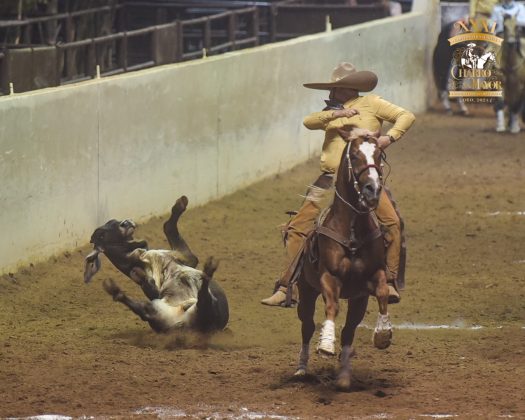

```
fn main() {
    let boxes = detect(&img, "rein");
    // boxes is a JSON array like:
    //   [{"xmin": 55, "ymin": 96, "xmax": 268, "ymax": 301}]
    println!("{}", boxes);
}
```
[
  {"xmin": 333, "ymin": 141, "xmax": 383, "ymax": 215},
  {"xmin": 322, "ymin": 140, "xmax": 384, "ymax": 254}
]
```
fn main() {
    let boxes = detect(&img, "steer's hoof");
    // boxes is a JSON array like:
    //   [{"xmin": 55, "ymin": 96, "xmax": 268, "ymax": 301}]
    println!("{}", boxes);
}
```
[
  {"xmin": 373, "ymin": 328, "xmax": 392, "ymax": 350},
  {"xmin": 172, "ymin": 196, "xmax": 188, "ymax": 216}
]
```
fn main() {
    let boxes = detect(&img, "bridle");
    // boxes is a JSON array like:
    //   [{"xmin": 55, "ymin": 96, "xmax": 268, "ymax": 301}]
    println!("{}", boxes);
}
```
[{"xmin": 334, "ymin": 139, "xmax": 384, "ymax": 215}]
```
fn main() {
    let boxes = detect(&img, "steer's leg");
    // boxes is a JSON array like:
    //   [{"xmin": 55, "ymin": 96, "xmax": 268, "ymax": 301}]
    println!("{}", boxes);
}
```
[
  {"xmin": 294, "ymin": 279, "xmax": 319, "ymax": 377},
  {"xmin": 102, "ymin": 279, "xmax": 165, "ymax": 332},
  {"xmin": 336, "ymin": 296, "xmax": 368, "ymax": 391},
  {"xmin": 129, "ymin": 267, "xmax": 160, "ymax": 300},
  {"xmin": 163, "ymin": 196, "xmax": 199, "ymax": 268}
]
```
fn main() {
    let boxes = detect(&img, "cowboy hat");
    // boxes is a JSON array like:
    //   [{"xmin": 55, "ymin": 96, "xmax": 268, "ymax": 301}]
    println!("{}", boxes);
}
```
[{"xmin": 303, "ymin": 62, "xmax": 378, "ymax": 92}]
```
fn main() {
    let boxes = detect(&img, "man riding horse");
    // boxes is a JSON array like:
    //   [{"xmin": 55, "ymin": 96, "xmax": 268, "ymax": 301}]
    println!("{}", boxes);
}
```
[
  {"xmin": 491, "ymin": 0, "xmax": 525, "ymax": 133},
  {"xmin": 261, "ymin": 63, "xmax": 415, "ymax": 307}
]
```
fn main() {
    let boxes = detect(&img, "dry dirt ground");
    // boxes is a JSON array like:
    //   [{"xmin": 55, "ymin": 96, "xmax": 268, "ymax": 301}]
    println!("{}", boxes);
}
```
[{"xmin": 1, "ymin": 109, "xmax": 524, "ymax": 419}]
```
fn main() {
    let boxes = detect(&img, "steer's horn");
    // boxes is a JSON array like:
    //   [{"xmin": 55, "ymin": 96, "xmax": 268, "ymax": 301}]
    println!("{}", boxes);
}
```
[{"xmin": 84, "ymin": 248, "xmax": 101, "ymax": 283}]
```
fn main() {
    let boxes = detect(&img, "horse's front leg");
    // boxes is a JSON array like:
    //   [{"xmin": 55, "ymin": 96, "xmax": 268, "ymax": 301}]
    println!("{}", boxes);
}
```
[
  {"xmin": 317, "ymin": 270, "xmax": 341, "ymax": 356},
  {"xmin": 337, "ymin": 296, "xmax": 368, "ymax": 390},
  {"xmin": 294, "ymin": 279, "xmax": 320, "ymax": 377},
  {"xmin": 373, "ymin": 268, "xmax": 392, "ymax": 350}
]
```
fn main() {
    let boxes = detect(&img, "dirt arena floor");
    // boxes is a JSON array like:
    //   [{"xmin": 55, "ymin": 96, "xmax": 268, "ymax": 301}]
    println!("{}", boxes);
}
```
[{"xmin": 1, "ymin": 108, "xmax": 524, "ymax": 419}]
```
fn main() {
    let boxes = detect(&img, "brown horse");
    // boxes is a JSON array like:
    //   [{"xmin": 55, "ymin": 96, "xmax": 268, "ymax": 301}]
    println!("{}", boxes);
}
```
[
  {"xmin": 294, "ymin": 128, "xmax": 392, "ymax": 390},
  {"xmin": 499, "ymin": 15, "xmax": 525, "ymax": 133}
]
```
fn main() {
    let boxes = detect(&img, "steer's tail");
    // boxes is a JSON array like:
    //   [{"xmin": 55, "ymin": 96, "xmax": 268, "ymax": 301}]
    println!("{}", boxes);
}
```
[{"xmin": 203, "ymin": 256, "xmax": 219, "ymax": 279}]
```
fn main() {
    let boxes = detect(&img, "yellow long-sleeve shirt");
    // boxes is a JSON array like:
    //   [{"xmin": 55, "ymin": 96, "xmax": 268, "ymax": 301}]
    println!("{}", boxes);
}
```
[
  {"xmin": 303, "ymin": 94, "xmax": 415, "ymax": 173},
  {"xmin": 470, "ymin": 0, "xmax": 498, "ymax": 17}
]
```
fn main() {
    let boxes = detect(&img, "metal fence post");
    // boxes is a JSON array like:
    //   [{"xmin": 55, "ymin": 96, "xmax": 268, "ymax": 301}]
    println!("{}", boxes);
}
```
[
  {"xmin": 175, "ymin": 20, "xmax": 183, "ymax": 62},
  {"xmin": 204, "ymin": 18, "xmax": 211, "ymax": 52},
  {"xmin": 229, "ymin": 13, "xmax": 237, "ymax": 50},
  {"xmin": 152, "ymin": 26, "xmax": 159, "ymax": 65},
  {"xmin": 253, "ymin": 8, "xmax": 260, "ymax": 46},
  {"xmin": 88, "ymin": 40, "xmax": 96, "ymax": 78},
  {"xmin": 122, "ymin": 32, "xmax": 128, "ymax": 71}
]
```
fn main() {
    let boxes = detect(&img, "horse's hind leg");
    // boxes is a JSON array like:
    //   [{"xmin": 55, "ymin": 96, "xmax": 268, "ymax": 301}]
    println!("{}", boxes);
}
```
[
  {"xmin": 294, "ymin": 280, "xmax": 319, "ymax": 377},
  {"xmin": 163, "ymin": 195, "xmax": 199, "ymax": 268},
  {"xmin": 336, "ymin": 296, "xmax": 368, "ymax": 391},
  {"xmin": 509, "ymin": 111, "xmax": 521, "ymax": 134},
  {"xmin": 373, "ymin": 269, "xmax": 393, "ymax": 350}
]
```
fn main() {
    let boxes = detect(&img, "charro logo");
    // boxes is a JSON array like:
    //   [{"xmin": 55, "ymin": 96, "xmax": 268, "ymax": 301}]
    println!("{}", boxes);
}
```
[{"xmin": 448, "ymin": 19, "xmax": 503, "ymax": 102}]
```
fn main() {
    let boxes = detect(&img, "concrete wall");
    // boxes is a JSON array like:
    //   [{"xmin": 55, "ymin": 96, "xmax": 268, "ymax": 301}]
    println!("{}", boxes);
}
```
[{"xmin": 0, "ymin": 0, "xmax": 439, "ymax": 274}]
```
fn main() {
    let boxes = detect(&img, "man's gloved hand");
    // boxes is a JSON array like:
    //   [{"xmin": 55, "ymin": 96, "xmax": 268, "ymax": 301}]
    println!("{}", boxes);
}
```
[
  {"xmin": 332, "ymin": 108, "xmax": 360, "ymax": 118},
  {"xmin": 377, "ymin": 135, "xmax": 394, "ymax": 149}
]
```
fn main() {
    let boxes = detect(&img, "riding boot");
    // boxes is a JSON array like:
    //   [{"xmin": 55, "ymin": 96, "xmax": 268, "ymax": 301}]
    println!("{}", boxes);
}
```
[
  {"xmin": 375, "ymin": 189, "xmax": 402, "ymax": 304},
  {"xmin": 384, "ymin": 227, "xmax": 401, "ymax": 305},
  {"xmin": 261, "ymin": 199, "xmax": 322, "ymax": 307},
  {"xmin": 260, "ymin": 285, "xmax": 288, "ymax": 306}
]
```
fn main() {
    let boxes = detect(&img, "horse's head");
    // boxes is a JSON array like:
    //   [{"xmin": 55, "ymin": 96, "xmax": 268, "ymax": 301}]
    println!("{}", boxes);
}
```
[{"xmin": 338, "ymin": 127, "xmax": 383, "ymax": 210}]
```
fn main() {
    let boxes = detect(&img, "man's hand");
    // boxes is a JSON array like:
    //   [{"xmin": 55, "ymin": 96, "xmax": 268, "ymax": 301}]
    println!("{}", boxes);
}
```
[
  {"xmin": 332, "ymin": 108, "xmax": 360, "ymax": 118},
  {"xmin": 377, "ymin": 135, "xmax": 393, "ymax": 149}
]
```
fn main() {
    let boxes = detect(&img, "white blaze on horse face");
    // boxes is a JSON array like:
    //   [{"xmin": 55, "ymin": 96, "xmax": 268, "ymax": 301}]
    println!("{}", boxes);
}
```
[{"xmin": 359, "ymin": 142, "xmax": 380, "ymax": 185}]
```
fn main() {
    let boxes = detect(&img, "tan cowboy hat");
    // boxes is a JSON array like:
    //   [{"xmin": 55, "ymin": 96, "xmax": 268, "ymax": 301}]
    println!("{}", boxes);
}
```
[{"xmin": 303, "ymin": 62, "xmax": 378, "ymax": 92}]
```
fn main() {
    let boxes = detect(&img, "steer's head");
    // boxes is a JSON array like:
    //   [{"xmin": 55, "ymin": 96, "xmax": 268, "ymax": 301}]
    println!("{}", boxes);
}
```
[
  {"xmin": 90, "ymin": 219, "xmax": 137, "ymax": 249},
  {"xmin": 84, "ymin": 219, "xmax": 148, "ymax": 284}
]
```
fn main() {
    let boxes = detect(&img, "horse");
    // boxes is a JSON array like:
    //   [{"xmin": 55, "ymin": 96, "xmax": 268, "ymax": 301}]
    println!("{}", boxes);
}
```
[
  {"xmin": 476, "ymin": 51, "xmax": 496, "ymax": 69},
  {"xmin": 432, "ymin": 21, "xmax": 469, "ymax": 115},
  {"xmin": 498, "ymin": 15, "xmax": 525, "ymax": 133},
  {"xmin": 293, "ymin": 128, "xmax": 392, "ymax": 391}
]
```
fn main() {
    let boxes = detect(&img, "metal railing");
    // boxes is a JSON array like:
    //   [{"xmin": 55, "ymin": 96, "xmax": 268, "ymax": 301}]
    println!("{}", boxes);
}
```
[
  {"xmin": 0, "ymin": 1, "xmax": 395, "ymax": 94},
  {"xmin": 51, "ymin": 6, "xmax": 258, "ymax": 83},
  {"xmin": 180, "ymin": 7, "xmax": 259, "ymax": 59},
  {"xmin": 0, "ymin": 5, "xmax": 123, "ymax": 45}
]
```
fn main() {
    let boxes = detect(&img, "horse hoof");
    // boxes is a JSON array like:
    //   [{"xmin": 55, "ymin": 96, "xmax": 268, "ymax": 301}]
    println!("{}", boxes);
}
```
[
  {"xmin": 294, "ymin": 368, "xmax": 306, "ymax": 377},
  {"xmin": 373, "ymin": 328, "xmax": 392, "ymax": 350},
  {"xmin": 317, "ymin": 341, "xmax": 336, "ymax": 356},
  {"xmin": 335, "ymin": 374, "xmax": 351, "ymax": 391}
]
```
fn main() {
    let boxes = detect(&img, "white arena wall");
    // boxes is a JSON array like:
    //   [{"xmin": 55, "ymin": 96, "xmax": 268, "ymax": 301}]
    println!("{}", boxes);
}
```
[{"xmin": 0, "ymin": 0, "xmax": 439, "ymax": 274}]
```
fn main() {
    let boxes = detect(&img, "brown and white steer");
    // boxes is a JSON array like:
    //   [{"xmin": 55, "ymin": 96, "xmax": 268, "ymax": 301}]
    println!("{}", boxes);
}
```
[{"xmin": 83, "ymin": 196, "xmax": 229, "ymax": 333}]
